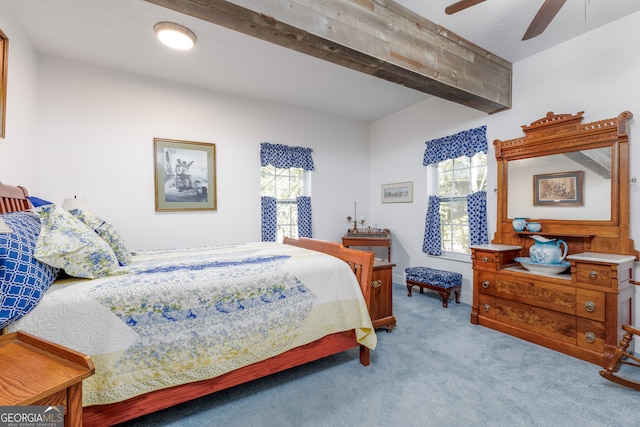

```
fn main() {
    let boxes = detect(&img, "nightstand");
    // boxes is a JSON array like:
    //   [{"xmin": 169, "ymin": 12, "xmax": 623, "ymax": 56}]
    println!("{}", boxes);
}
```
[
  {"xmin": 0, "ymin": 331, "xmax": 95, "ymax": 427},
  {"xmin": 371, "ymin": 260, "xmax": 397, "ymax": 332},
  {"xmin": 342, "ymin": 230, "xmax": 392, "ymax": 262}
]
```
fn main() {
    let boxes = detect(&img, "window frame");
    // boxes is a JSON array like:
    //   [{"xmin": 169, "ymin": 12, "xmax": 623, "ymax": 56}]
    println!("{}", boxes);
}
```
[
  {"xmin": 260, "ymin": 164, "xmax": 310, "ymax": 242},
  {"xmin": 433, "ymin": 152, "xmax": 487, "ymax": 258}
]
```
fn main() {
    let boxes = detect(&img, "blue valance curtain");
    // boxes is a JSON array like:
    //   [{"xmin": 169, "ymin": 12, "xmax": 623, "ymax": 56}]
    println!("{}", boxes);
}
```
[
  {"xmin": 260, "ymin": 142, "xmax": 315, "ymax": 241},
  {"xmin": 423, "ymin": 125, "xmax": 488, "ymax": 166},
  {"xmin": 422, "ymin": 125, "xmax": 489, "ymax": 254},
  {"xmin": 260, "ymin": 142, "xmax": 315, "ymax": 171}
]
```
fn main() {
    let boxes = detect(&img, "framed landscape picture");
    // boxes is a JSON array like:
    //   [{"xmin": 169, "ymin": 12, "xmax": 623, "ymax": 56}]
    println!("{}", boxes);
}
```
[
  {"xmin": 381, "ymin": 181, "xmax": 413, "ymax": 203},
  {"xmin": 154, "ymin": 138, "xmax": 217, "ymax": 211},
  {"xmin": 533, "ymin": 171, "xmax": 583, "ymax": 207}
]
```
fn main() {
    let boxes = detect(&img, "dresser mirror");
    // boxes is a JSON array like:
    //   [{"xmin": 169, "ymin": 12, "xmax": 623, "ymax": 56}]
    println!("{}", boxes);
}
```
[
  {"xmin": 507, "ymin": 146, "xmax": 613, "ymax": 221},
  {"xmin": 493, "ymin": 111, "xmax": 637, "ymax": 258}
]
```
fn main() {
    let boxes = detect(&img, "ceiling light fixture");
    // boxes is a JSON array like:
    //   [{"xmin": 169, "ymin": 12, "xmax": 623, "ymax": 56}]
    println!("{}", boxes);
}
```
[{"xmin": 154, "ymin": 21, "xmax": 196, "ymax": 50}]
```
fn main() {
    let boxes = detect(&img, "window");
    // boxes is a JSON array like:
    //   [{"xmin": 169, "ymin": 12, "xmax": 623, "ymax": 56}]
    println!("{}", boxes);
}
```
[
  {"xmin": 436, "ymin": 152, "xmax": 487, "ymax": 255},
  {"xmin": 261, "ymin": 165, "xmax": 309, "ymax": 242}
]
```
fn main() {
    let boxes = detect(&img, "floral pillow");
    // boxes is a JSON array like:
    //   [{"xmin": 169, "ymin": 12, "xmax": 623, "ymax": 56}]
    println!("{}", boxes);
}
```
[
  {"xmin": 1, "ymin": 211, "xmax": 59, "ymax": 329},
  {"xmin": 69, "ymin": 209, "xmax": 131, "ymax": 266},
  {"xmin": 34, "ymin": 205, "xmax": 119, "ymax": 279}
]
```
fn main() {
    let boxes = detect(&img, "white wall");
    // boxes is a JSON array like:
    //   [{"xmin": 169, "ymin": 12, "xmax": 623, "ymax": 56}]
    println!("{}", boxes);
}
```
[
  {"xmin": 0, "ymin": 2, "xmax": 40, "ymax": 190},
  {"xmin": 370, "ymin": 11, "xmax": 640, "ymax": 308},
  {"xmin": 11, "ymin": 54, "xmax": 369, "ymax": 250}
]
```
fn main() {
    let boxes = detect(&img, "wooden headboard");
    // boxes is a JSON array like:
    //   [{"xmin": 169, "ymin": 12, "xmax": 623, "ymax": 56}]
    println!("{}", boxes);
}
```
[{"xmin": 0, "ymin": 182, "xmax": 31, "ymax": 213}]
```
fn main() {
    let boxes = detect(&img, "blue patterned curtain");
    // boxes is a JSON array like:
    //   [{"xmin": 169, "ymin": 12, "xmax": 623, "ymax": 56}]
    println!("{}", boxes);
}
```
[
  {"xmin": 423, "ymin": 125, "xmax": 487, "ymax": 166},
  {"xmin": 297, "ymin": 196, "xmax": 313, "ymax": 238},
  {"xmin": 467, "ymin": 191, "xmax": 489, "ymax": 246},
  {"xmin": 261, "ymin": 196, "xmax": 277, "ymax": 242},
  {"xmin": 422, "ymin": 196, "xmax": 442, "ymax": 255},
  {"xmin": 261, "ymin": 142, "xmax": 315, "ymax": 171},
  {"xmin": 422, "ymin": 125, "xmax": 488, "ymax": 255}
]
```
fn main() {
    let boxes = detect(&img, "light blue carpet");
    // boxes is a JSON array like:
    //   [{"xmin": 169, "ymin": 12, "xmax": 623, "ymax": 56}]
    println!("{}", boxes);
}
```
[{"xmin": 118, "ymin": 284, "xmax": 639, "ymax": 427}]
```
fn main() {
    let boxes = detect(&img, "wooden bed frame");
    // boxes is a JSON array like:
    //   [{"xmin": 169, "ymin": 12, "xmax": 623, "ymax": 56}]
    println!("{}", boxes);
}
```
[{"xmin": 0, "ymin": 182, "xmax": 375, "ymax": 426}]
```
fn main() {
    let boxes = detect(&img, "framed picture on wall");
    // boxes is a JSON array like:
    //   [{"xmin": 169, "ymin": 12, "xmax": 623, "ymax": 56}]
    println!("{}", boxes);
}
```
[
  {"xmin": 381, "ymin": 181, "xmax": 413, "ymax": 203},
  {"xmin": 533, "ymin": 171, "xmax": 583, "ymax": 206},
  {"xmin": 154, "ymin": 138, "xmax": 217, "ymax": 211}
]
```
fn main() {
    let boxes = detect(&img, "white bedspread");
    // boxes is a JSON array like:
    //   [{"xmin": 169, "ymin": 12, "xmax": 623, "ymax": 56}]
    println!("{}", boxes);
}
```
[{"xmin": 8, "ymin": 242, "xmax": 375, "ymax": 406}]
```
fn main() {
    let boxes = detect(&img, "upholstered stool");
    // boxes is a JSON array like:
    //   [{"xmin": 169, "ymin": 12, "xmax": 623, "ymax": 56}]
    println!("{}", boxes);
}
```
[{"xmin": 405, "ymin": 267, "xmax": 462, "ymax": 308}]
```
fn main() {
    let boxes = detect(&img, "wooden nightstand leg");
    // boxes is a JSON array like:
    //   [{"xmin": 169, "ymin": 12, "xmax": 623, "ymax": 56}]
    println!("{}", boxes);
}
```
[{"xmin": 66, "ymin": 382, "xmax": 83, "ymax": 427}]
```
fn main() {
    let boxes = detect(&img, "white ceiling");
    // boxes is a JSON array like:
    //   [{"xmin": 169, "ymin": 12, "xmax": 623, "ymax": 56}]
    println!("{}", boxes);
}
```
[{"xmin": 4, "ymin": 0, "xmax": 640, "ymax": 121}]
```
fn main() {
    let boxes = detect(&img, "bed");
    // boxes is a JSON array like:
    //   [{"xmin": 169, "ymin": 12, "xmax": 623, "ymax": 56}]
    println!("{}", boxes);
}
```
[{"xmin": 0, "ymin": 181, "xmax": 376, "ymax": 426}]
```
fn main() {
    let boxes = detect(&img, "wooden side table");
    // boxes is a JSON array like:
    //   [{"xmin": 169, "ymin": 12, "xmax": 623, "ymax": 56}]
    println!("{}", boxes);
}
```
[
  {"xmin": 370, "ymin": 260, "xmax": 396, "ymax": 332},
  {"xmin": 342, "ymin": 231, "xmax": 392, "ymax": 262},
  {"xmin": 0, "ymin": 331, "xmax": 95, "ymax": 427}
]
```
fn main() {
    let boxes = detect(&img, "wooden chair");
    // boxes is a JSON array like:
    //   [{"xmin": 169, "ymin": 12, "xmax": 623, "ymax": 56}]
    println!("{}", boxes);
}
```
[{"xmin": 599, "ymin": 324, "xmax": 640, "ymax": 390}]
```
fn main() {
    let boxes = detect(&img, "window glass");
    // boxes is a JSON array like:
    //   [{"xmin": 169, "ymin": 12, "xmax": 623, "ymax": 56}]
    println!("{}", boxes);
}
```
[
  {"xmin": 261, "ymin": 165, "xmax": 308, "ymax": 241},
  {"xmin": 437, "ymin": 152, "xmax": 487, "ymax": 255}
]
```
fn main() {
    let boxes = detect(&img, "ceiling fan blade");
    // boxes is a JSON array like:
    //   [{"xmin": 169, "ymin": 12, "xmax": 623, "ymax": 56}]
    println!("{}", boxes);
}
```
[
  {"xmin": 522, "ymin": 0, "xmax": 567, "ymax": 40},
  {"xmin": 445, "ymin": 0, "xmax": 486, "ymax": 15}
]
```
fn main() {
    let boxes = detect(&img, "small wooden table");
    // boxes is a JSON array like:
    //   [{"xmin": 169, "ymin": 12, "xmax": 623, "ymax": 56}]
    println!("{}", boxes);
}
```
[
  {"xmin": 342, "ymin": 231, "xmax": 392, "ymax": 262},
  {"xmin": 0, "ymin": 331, "xmax": 95, "ymax": 427}
]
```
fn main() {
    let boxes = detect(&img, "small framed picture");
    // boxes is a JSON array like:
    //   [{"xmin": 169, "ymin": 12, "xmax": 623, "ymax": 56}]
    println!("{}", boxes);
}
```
[
  {"xmin": 533, "ymin": 171, "xmax": 583, "ymax": 206},
  {"xmin": 154, "ymin": 138, "xmax": 217, "ymax": 211},
  {"xmin": 381, "ymin": 181, "xmax": 413, "ymax": 203}
]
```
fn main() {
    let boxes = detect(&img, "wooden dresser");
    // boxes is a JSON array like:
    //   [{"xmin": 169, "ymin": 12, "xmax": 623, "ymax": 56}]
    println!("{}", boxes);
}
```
[
  {"xmin": 473, "ymin": 111, "xmax": 638, "ymax": 367},
  {"xmin": 471, "ymin": 245, "xmax": 635, "ymax": 365}
]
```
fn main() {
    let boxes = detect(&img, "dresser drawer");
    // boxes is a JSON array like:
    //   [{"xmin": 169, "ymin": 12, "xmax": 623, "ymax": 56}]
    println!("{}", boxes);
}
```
[
  {"xmin": 476, "ymin": 271, "xmax": 497, "ymax": 295},
  {"xmin": 494, "ymin": 298, "xmax": 576, "ymax": 344},
  {"xmin": 574, "ymin": 263, "xmax": 614, "ymax": 289},
  {"xmin": 473, "ymin": 251, "xmax": 498, "ymax": 271},
  {"xmin": 478, "ymin": 294, "xmax": 496, "ymax": 320},
  {"xmin": 576, "ymin": 318, "xmax": 605, "ymax": 353},
  {"xmin": 575, "ymin": 289, "xmax": 605, "ymax": 322},
  {"xmin": 494, "ymin": 275, "xmax": 575, "ymax": 315}
]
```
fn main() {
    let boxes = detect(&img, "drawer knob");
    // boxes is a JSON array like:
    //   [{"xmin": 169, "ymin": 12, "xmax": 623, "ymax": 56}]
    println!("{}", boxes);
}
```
[
  {"xmin": 585, "ymin": 332, "xmax": 596, "ymax": 344},
  {"xmin": 371, "ymin": 280, "xmax": 382, "ymax": 288},
  {"xmin": 483, "ymin": 304, "xmax": 491, "ymax": 312},
  {"xmin": 482, "ymin": 256, "xmax": 489, "ymax": 263},
  {"xmin": 482, "ymin": 280, "xmax": 490, "ymax": 289},
  {"xmin": 584, "ymin": 301, "xmax": 596, "ymax": 312},
  {"xmin": 589, "ymin": 270, "xmax": 598, "ymax": 279}
]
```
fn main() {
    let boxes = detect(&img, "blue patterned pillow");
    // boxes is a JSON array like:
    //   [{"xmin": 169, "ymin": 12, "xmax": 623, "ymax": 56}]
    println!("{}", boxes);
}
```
[
  {"xmin": 0, "ymin": 211, "xmax": 59, "ymax": 329},
  {"xmin": 34, "ymin": 205, "xmax": 119, "ymax": 279},
  {"xmin": 69, "ymin": 209, "xmax": 131, "ymax": 266}
]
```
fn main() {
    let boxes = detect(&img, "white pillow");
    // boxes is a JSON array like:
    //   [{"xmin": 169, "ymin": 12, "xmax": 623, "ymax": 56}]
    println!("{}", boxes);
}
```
[
  {"xmin": 69, "ymin": 209, "xmax": 132, "ymax": 266},
  {"xmin": 34, "ymin": 205, "xmax": 119, "ymax": 278}
]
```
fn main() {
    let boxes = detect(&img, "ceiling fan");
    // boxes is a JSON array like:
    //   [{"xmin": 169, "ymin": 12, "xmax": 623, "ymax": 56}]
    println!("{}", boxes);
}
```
[{"xmin": 445, "ymin": 0, "xmax": 567, "ymax": 40}]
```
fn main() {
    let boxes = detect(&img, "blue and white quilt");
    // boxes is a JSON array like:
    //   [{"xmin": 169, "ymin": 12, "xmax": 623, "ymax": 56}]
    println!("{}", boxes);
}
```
[{"xmin": 8, "ymin": 242, "xmax": 375, "ymax": 406}]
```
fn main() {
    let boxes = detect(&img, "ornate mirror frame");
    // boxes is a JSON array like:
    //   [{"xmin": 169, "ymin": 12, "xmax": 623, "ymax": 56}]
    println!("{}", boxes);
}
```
[
  {"xmin": 493, "ymin": 111, "xmax": 638, "ymax": 259},
  {"xmin": 0, "ymin": 28, "xmax": 7, "ymax": 139}
]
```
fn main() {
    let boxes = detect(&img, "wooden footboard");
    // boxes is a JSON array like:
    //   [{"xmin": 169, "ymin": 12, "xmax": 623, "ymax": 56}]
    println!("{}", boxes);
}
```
[{"xmin": 83, "ymin": 238, "xmax": 375, "ymax": 426}]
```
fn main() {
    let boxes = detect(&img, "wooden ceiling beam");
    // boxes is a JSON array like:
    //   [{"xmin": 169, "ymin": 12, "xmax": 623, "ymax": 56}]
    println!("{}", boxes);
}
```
[{"xmin": 145, "ymin": 0, "xmax": 512, "ymax": 113}]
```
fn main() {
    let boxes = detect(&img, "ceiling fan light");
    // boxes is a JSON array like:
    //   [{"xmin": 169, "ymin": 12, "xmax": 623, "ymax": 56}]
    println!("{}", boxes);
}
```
[{"xmin": 154, "ymin": 21, "xmax": 196, "ymax": 50}]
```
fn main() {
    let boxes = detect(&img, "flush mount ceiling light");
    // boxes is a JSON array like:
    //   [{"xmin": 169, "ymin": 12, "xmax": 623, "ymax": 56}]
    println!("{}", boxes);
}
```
[{"xmin": 154, "ymin": 21, "xmax": 196, "ymax": 50}]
